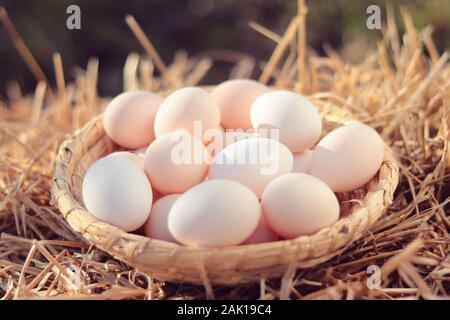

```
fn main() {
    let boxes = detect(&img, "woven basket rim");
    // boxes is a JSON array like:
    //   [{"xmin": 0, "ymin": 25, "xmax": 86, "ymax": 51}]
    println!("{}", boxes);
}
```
[{"xmin": 51, "ymin": 95, "xmax": 399, "ymax": 285}]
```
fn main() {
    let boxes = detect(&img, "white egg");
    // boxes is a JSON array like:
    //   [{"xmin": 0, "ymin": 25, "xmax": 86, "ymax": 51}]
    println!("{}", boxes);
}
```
[
  {"xmin": 168, "ymin": 180, "xmax": 261, "ymax": 247},
  {"xmin": 208, "ymin": 137, "xmax": 293, "ymax": 197},
  {"xmin": 250, "ymin": 90, "xmax": 322, "ymax": 153},
  {"xmin": 82, "ymin": 156, "xmax": 152, "ymax": 232}
]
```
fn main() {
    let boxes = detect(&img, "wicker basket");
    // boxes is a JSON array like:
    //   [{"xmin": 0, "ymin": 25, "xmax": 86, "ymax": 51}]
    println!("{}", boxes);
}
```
[{"xmin": 51, "ymin": 94, "xmax": 399, "ymax": 285}]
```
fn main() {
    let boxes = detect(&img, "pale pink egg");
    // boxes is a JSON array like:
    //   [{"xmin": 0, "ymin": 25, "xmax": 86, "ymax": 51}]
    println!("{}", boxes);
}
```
[
  {"xmin": 154, "ymin": 87, "xmax": 220, "ymax": 139},
  {"xmin": 103, "ymin": 91, "xmax": 163, "ymax": 149},
  {"xmin": 168, "ymin": 180, "xmax": 261, "ymax": 247},
  {"xmin": 144, "ymin": 130, "xmax": 210, "ymax": 194},
  {"xmin": 242, "ymin": 214, "xmax": 279, "ymax": 244},
  {"xmin": 107, "ymin": 151, "xmax": 144, "ymax": 170},
  {"xmin": 250, "ymin": 90, "xmax": 322, "ymax": 153},
  {"xmin": 211, "ymin": 79, "xmax": 269, "ymax": 129},
  {"xmin": 262, "ymin": 173, "xmax": 340, "ymax": 239},
  {"xmin": 292, "ymin": 149, "xmax": 314, "ymax": 174},
  {"xmin": 144, "ymin": 194, "xmax": 180, "ymax": 243},
  {"xmin": 310, "ymin": 123, "xmax": 384, "ymax": 192}
]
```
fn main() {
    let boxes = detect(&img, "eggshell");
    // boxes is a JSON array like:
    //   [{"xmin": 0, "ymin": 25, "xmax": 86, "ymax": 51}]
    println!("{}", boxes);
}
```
[
  {"xmin": 154, "ymin": 87, "xmax": 220, "ymax": 139},
  {"xmin": 262, "ymin": 173, "xmax": 339, "ymax": 238},
  {"xmin": 103, "ymin": 91, "xmax": 163, "ymax": 149},
  {"xmin": 208, "ymin": 137, "xmax": 293, "ymax": 197},
  {"xmin": 250, "ymin": 90, "xmax": 322, "ymax": 153},
  {"xmin": 310, "ymin": 123, "xmax": 384, "ymax": 192},
  {"xmin": 144, "ymin": 130, "xmax": 210, "ymax": 194},
  {"xmin": 107, "ymin": 151, "xmax": 144, "ymax": 169},
  {"xmin": 144, "ymin": 194, "xmax": 180, "ymax": 243},
  {"xmin": 292, "ymin": 149, "xmax": 314, "ymax": 174},
  {"xmin": 82, "ymin": 156, "xmax": 152, "ymax": 232},
  {"xmin": 242, "ymin": 214, "xmax": 279, "ymax": 244},
  {"xmin": 168, "ymin": 180, "xmax": 261, "ymax": 247},
  {"xmin": 211, "ymin": 79, "xmax": 269, "ymax": 129}
]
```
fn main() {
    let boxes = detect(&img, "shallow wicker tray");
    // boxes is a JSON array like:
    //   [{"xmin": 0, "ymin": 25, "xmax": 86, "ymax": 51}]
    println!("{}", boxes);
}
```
[{"xmin": 51, "ymin": 94, "xmax": 399, "ymax": 285}]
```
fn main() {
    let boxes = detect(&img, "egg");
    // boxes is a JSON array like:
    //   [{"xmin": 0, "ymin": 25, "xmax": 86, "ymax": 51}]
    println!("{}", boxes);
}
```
[
  {"xmin": 144, "ymin": 194, "xmax": 180, "ymax": 243},
  {"xmin": 144, "ymin": 130, "xmax": 210, "ymax": 194},
  {"xmin": 168, "ymin": 180, "xmax": 261, "ymax": 247},
  {"xmin": 292, "ymin": 149, "xmax": 314, "ymax": 174},
  {"xmin": 310, "ymin": 123, "xmax": 384, "ymax": 192},
  {"xmin": 154, "ymin": 87, "xmax": 221, "ymax": 139},
  {"xmin": 242, "ymin": 214, "xmax": 279, "ymax": 244},
  {"xmin": 211, "ymin": 79, "xmax": 269, "ymax": 129},
  {"xmin": 262, "ymin": 173, "xmax": 339, "ymax": 239},
  {"xmin": 82, "ymin": 156, "xmax": 152, "ymax": 232},
  {"xmin": 103, "ymin": 91, "xmax": 163, "ymax": 149},
  {"xmin": 250, "ymin": 90, "xmax": 322, "ymax": 153},
  {"xmin": 107, "ymin": 151, "xmax": 144, "ymax": 169},
  {"xmin": 208, "ymin": 137, "xmax": 293, "ymax": 197}
]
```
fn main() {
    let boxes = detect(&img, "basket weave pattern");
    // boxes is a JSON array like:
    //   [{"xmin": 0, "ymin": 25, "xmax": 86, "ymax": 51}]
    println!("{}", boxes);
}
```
[{"xmin": 51, "ymin": 106, "xmax": 399, "ymax": 285}]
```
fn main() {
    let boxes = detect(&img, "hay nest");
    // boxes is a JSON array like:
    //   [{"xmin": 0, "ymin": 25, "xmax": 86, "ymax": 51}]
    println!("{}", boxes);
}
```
[{"xmin": 0, "ymin": 4, "xmax": 449, "ymax": 299}]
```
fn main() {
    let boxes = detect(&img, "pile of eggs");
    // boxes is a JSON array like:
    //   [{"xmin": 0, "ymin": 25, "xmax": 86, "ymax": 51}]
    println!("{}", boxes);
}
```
[{"xmin": 82, "ymin": 79, "xmax": 385, "ymax": 248}]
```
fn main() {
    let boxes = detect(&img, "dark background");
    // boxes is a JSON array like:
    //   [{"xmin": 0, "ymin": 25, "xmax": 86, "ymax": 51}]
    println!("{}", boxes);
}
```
[{"xmin": 1, "ymin": 0, "xmax": 449, "ymax": 98}]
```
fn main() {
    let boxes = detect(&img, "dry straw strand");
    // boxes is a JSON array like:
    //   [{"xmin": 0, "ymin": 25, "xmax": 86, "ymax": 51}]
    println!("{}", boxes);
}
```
[{"xmin": 125, "ymin": 15, "xmax": 168, "ymax": 75}]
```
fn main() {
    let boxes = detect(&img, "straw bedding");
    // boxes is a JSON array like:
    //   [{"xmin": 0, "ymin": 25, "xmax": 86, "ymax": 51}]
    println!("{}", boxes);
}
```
[{"xmin": 0, "ymin": 4, "xmax": 449, "ymax": 299}]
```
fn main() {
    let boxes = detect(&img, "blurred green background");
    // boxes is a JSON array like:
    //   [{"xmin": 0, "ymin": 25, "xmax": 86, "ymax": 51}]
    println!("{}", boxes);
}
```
[{"xmin": 1, "ymin": 0, "xmax": 449, "ymax": 97}]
